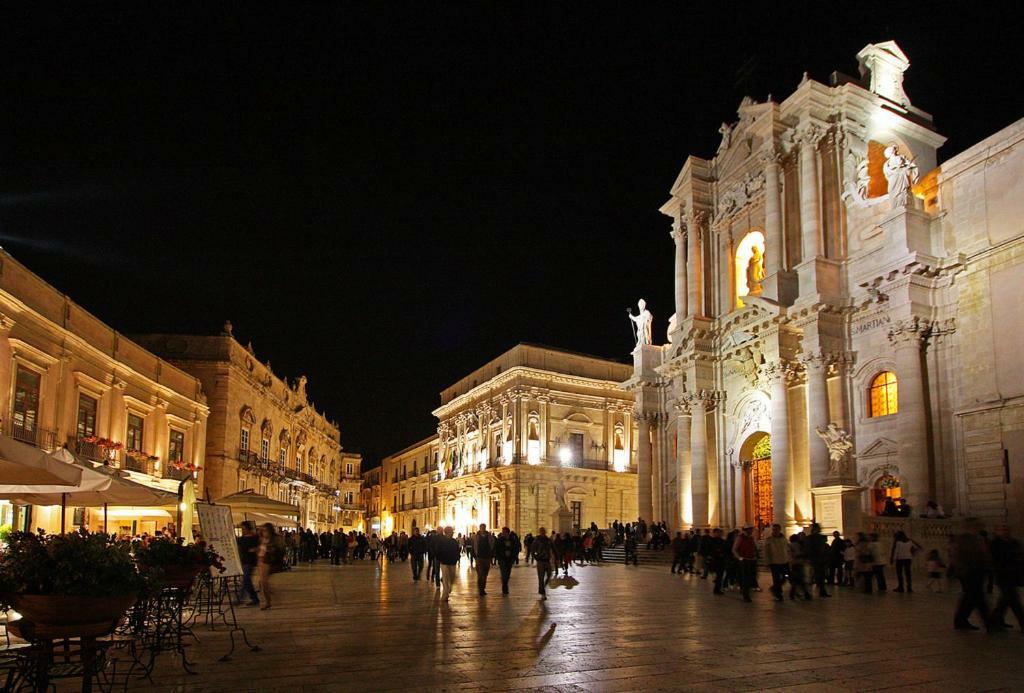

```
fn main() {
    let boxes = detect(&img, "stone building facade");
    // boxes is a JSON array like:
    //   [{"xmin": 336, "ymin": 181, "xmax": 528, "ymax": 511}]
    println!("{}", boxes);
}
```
[
  {"xmin": 136, "ymin": 327, "xmax": 362, "ymax": 532},
  {"xmin": 375, "ymin": 344, "xmax": 638, "ymax": 537},
  {"xmin": 628, "ymin": 40, "xmax": 1024, "ymax": 536},
  {"xmin": 0, "ymin": 250, "xmax": 209, "ymax": 535}
]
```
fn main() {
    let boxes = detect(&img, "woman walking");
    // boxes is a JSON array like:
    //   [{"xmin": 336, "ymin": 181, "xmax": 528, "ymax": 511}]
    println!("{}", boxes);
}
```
[
  {"xmin": 891, "ymin": 530, "xmax": 921, "ymax": 593},
  {"xmin": 258, "ymin": 522, "xmax": 285, "ymax": 610}
]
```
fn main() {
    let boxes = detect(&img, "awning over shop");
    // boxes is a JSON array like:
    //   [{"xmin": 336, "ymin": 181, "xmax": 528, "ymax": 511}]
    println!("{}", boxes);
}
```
[
  {"xmin": 0, "ymin": 437, "xmax": 86, "ymax": 492},
  {"xmin": 215, "ymin": 489, "xmax": 301, "ymax": 518},
  {"xmin": 234, "ymin": 511, "xmax": 300, "ymax": 528}
]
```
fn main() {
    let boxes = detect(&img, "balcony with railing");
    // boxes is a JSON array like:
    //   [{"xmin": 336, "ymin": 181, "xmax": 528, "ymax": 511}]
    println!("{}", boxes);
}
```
[
  {"xmin": 163, "ymin": 463, "xmax": 192, "ymax": 482},
  {"xmin": 4, "ymin": 420, "xmax": 58, "ymax": 450}
]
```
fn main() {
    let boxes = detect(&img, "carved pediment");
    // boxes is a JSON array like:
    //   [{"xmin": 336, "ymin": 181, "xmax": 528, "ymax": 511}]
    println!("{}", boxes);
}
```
[
  {"xmin": 564, "ymin": 412, "xmax": 594, "ymax": 425},
  {"xmin": 239, "ymin": 405, "xmax": 257, "ymax": 426},
  {"xmin": 858, "ymin": 437, "xmax": 898, "ymax": 458}
]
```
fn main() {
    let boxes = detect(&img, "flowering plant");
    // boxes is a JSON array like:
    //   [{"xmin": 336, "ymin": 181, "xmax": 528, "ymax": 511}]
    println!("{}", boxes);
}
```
[
  {"xmin": 81, "ymin": 436, "xmax": 124, "ymax": 451},
  {"xmin": 170, "ymin": 460, "xmax": 202, "ymax": 473},
  {"xmin": 125, "ymin": 449, "xmax": 160, "ymax": 462}
]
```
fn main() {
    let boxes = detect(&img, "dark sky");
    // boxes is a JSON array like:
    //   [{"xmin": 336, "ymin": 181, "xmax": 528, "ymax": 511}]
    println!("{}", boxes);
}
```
[{"xmin": 3, "ymin": 4, "xmax": 1021, "ymax": 465}]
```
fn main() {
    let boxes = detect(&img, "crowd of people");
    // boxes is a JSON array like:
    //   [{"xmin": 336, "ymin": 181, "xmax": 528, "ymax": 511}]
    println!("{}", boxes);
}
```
[{"xmin": 233, "ymin": 513, "xmax": 1023, "ymax": 633}]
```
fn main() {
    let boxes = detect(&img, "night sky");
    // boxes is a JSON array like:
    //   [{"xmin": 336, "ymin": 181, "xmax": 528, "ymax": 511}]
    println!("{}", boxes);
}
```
[{"xmin": 3, "ymin": 4, "xmax": 1021, "ymax": 465}]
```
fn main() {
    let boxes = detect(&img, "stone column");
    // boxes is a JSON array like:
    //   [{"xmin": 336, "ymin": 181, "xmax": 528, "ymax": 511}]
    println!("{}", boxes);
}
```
[
  {"xmin": 671, "ymin": 218, "xmax": 688, "ymax": 322},
  {"xmin": 890, "ymin": 320, "xmax": 931, "ymax": 512},
  {"xmin": 803, "ymin": 354, "xmax": 831, "ymax": 488},
  {"xmin": 689, "ymin": 396, "xmax": 708, "ymax": 528},
  {"xmin": 636, "ymin": 413, "xmax": 653, "ymax": 523},
  {"xmin": 798, "ymin": 124, "xmax": 823, "ymax": 263},
  {"xmin": 686, "ymin": 211, "xmax": 705, "ymax": 318},
  {"xmin": 675, "ymin": 404, "xmax": 691, "ymax": 527},
  {"xmin": 769, "ymin": 364, "xmax": 795, "ymax": 528},
  {"xmin": 763, "ymin": 149, "xmax": 783, "ymax": 275}
]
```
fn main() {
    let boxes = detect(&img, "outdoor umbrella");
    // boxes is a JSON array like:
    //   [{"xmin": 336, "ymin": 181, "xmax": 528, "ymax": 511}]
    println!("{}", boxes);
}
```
[
  {"xmin": 0, "ymin": 449, "xmax": 172, "ymax": 532},
  {"xmin": 0, "ymin": 436, "xmax": 85, "ymax": 491}
]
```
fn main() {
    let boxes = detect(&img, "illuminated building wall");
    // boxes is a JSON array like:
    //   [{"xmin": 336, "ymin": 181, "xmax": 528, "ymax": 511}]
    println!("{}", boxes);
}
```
[
  {"xmin": 377, "ymin": 344, "xmax": 639, "ymax": 537},
  {"xmin": 630, "ymin": 40, "xmax": 1024, "ymax": 536}
]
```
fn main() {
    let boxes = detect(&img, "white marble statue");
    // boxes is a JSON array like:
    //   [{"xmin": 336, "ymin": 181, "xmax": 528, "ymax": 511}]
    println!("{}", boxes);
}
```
[
  {"xmin": 883, "ymin": 144, "xmax": 919, "ymax": 209},
  {"xmin": 816, "ymin": 423, "xmax": 854, "ymax": 476},
  {"xmin": 554, "ymin": 478, "xmax": 569, "ymax": 512},
  {"xmin": 627, "ymin": 299, "xmax": 653, "ymax": 347}
]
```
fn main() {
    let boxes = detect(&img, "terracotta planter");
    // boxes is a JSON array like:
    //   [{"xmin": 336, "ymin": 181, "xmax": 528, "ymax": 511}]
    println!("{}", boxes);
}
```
[
  {"xmin": 159, "ymin": 563, "xmax": 204, "ymax": 589},
  {"xmin": 12, "ymin": 593, "xmax": 137, "ymax": 629}
]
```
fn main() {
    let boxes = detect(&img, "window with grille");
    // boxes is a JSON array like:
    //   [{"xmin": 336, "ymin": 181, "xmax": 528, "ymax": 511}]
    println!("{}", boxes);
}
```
[{"xmin": 868, "ymin": 371, "xmax": 899, "ymax": 417}]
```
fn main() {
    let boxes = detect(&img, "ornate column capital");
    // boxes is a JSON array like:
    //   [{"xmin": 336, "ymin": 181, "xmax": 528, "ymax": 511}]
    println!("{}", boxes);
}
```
[
  {"xmin": 760, "ymin": 146, "xmax": 783, "ymax": 166},
  {"xmin": 887, "ymin": 317, "xmax": 929, "ymax": 348},
  {"xmin": 794, "ymin": 122, "xmax": 826, "ymax": 148},
  {"xmin": 670, "ymin": 217, "xmax": 687, "ymax": 244}
]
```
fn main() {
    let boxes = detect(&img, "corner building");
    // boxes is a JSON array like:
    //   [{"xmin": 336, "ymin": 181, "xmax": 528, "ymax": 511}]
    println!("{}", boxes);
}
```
[
  {"xmin": 382, "ymin": 344, "xmax": 638, "ymax": 537},
  {"xmin": 136, "ymin": 326, "xmax": 362, "ymax": 532},
  {"xmin": 631, "ymin": 41, "xmax": 1024, "ymax": 535}
]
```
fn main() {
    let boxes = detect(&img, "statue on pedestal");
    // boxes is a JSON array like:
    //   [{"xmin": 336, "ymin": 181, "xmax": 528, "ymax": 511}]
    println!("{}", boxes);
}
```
[
  {"xmin": 883, "ymin": 144, "xmax": 919, "ymax": 210},
  {"xmin": 816, "ymin": 423, "xmax": 854, "ymax": 478},
  {"xmin": 627, "ymin": 299, "xmax": 653, "ymax": 347},
  {"xmin": 554, "ymin": 479, "xmax": 569, "ymax": 513}
]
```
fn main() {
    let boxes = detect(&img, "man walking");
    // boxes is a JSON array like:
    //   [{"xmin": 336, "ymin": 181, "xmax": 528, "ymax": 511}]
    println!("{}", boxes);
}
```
[
  {"xmin": 671, "ymin": 531, "xmax": 687, "ymax": 574},
  {"xmin": 806, "ymin": 523, "xmax": 832, "ymax": 598},
  {"xmin": 531, "ymin": 527, "xmax": 555, "ymax": 601},
  {"xmin": 989, "ymin": 524, "xmax": 1023, "ymax": 631},
  {"xmin": 409, "ymin": 526, "xmax": 427, "ymax": 581},
  {"xmin": 472, "ymin": 523, "xmax": 495, "ymax": 596},
  {"xmin": 237, "ymin": 521, "xmax": 260, "ymax": 606},
  {"xmin": 437, "ymin": 526, "xmax": 461, "ymax": 602},
  {"xmin": 763, "ymin": 523, "xmax": 791, "ymax": 602},
  {"xmin": 494, "ymin": 526, "xmax": 519, "ymax": 595},
  {"xmin": 707, "ymin": 528, "xmax": 727, "ymax": 595}
]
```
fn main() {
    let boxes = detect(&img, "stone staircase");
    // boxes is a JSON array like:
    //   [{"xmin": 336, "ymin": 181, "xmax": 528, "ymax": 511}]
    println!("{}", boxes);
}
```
[{"xmin": 600, "ymin": 544, "xmax": 675, "ymax": 565}]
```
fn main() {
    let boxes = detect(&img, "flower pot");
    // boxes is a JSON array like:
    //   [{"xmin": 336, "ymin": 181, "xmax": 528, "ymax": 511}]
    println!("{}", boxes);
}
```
[
  {"xmin": 12, "ymin": 593, "xmax": 137, "ymax": 630},
  {"xmin": 159, "ymin": 563, "xmax": 204, "ymax": 589}
]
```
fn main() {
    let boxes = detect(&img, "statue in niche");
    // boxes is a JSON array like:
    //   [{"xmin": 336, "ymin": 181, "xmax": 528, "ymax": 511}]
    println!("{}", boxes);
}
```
[
  {"xmin": 746, "ymin": 246, "xmax": 765, "ymax": 296},
  {"xmin": 842, "ymin": 152, "xmax": 871, "ymax": 206},
  {"xmin": 883, "ymin": 144, "xmax": 919, "ymax": 210},
  {"xmin": 627, "ymin": 298, "xmax": 653, "ymax": 347},
  {"xmin": 816, "ymin": 423, "xmax": 854, "ymax": 476}
]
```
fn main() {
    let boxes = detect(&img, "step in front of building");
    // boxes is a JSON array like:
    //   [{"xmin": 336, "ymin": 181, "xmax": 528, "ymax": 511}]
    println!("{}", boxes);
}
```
[{"xmin": 601, "ymin": 545, "xmax": 675, "ymax": 564}]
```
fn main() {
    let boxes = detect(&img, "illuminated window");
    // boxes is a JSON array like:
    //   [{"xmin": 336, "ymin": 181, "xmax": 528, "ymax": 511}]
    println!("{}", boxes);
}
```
[{"xmin": 868, "ymin": 371, "xmax": 898, "ymax": 417}]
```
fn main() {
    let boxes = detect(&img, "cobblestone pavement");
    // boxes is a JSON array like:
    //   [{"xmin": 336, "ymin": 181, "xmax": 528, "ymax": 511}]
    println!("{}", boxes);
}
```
[{"xmin": 133, "ymin": 559, "xmax": 1024, "ymax": 692}]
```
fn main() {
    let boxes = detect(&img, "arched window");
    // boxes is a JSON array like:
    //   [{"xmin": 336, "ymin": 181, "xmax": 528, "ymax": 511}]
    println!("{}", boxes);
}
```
[{"xmin": 868, "ymin": 371, "xmax": 898, "ymax": 417}]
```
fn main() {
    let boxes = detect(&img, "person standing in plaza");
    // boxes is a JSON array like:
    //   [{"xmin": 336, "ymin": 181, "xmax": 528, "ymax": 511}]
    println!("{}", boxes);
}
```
[
  {"xmin": 733, "ymin": 525, "xmax": 759, "ymax": 602},
  {"xmin": 437, "ymin": 526, "xmax": 461, "ymax": 602},
  {"xmin": 671, "ymin": 531, "xmax": 687, "ymax": 574},
  {"xmin": 531, "ymin": 527, "xmax": 555, "ymax": 601},
  {"xmin": 707, "ymin": 528, "xmax": 727, "ymax": 595},
  {"xmin": 869, "ymin": 532, "xmax": 887, "ymax": 592},
  {"xmin": 890, "ymin": 530, "xmax": 921, "ymax": 593},
  {"xmin": 624, "ymin": 532, "xmax": 638, "ymax": 566},
  {"xmin": 763, "ymin": 524, "xmax": 791, "ymax": 602},
  {"xmin": 523, "ymin": 532, "xmax": 534, "ymax": 565},
  {"xmin": 988, "ymin": 524, "xmax": 1024, "ymax": 631},
  {"xmin": 408, "ymin": 526, "xmax": 427, "ymax": 581},
  {"xmin": 427, "ymin": 529, "xmax": 442, "ymax": 587},
  {"xmin": 806, "ymin": 523, "xmax": 832, "ymax": 598},
  {"xmin": 472, "ymin": 523, "xmax": 495, "ymax": 595},
  {"xmin": 789, "ymin": 533, "xmax": 812, "ymax": 600},
  {"xmin": 494, "ymin": 526, "xmax": 519, "ymax": 595}
]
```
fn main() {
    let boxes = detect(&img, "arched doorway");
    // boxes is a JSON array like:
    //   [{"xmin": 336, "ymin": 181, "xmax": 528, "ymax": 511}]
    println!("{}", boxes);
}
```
[
  {"xmin": 871, "ymin": 474, "xmax": 902, "ymax": 515},
  {"xmin": 740, "ymin": 432, "xmax": 772, "ymax": 537}
]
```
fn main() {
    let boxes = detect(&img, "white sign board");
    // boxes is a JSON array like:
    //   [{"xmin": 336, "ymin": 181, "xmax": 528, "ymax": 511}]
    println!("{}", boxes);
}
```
[{"xmin": 196, "ymin": 503, "xmax": 243, "ymax": 578}]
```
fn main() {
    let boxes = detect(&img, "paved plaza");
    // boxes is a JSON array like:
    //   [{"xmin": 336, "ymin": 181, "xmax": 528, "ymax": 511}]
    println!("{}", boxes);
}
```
[{"xmin": 130, "ymin": 559, "xmax": 1024, "ymax": 692}]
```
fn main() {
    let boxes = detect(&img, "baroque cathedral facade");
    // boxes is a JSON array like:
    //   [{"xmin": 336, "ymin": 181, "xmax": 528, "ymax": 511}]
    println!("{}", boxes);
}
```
[{"xmin": 626, "ymin": 41, "xmax": 1024, "ymax": 535}]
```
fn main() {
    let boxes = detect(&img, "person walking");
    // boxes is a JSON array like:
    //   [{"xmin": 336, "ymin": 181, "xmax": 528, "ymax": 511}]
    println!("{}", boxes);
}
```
[
  {"xmin": 472, "ymin": 523, "xmax": 495, "ymax": 596},
  {"xmin": 408, "ymin": 526, "xmax": 427, "ymax": 581},
  {"xmin": 437, "ymin": 526, "xmax": 461, "ymax": 602},
  {"xmin": 789, "ymin": 533, "xmax": 812, "ymax": 600},
  {"xmin": 523, "ymin": 532, "xmax": 534, "ymax": 565},
  {"xmin": 707, "ymin": 528, "xmax": 727, "ymax": 595},
  {"xmin": 989, "ymin": 524, "xmax": 1024, "ymax": 631},
  {"xmin": 531, "ymin": 527, "xmax": 555, "ymax": 601},
  {"xmin": 733, "ymin": 526, "xmax": 758, "ymax": 602},
  {"xmin": 763, "ymin": 524, "xmax": 791, "ymax": 602},
  {"xmin": 855, "ymin": 532, "xmax": 876, "ymax": 593},
  {"xmin": 494, "ymin": 526, "xmax": 519, "ymax": 595},
  {"xmin": 869, "ymin": 533, "xmax": 887, "ymax": 592},
  {"xmin": 670, "ymin": 532, "xmax": 687, "ymax": 574},
  {"xmin": 237, "ymin": 521, "xmax": 260, "ymax": 607},
  {"xmin": 951, "ymin": 523, "xmax": 993, "ymax": 630},
  {"xmin": 890, "ymin": 530, "xmax": 921, "ymax": 593},
  {"xmin": 624, "ymin": 533, "xmax": 638, "ymax": 566},
  {"xmin": 257, "ymin": 523, "xmax": 285, "ymax": 610}
]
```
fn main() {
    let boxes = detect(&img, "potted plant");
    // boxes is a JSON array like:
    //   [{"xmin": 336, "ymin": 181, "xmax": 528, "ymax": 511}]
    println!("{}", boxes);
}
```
[
  {"xmin": 135, "ymin": 536, "xmax": 225, "ymax": 589},
  {"xmin": 0, "ymin": 531, "xmax": 143, "ymax": 629}
]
